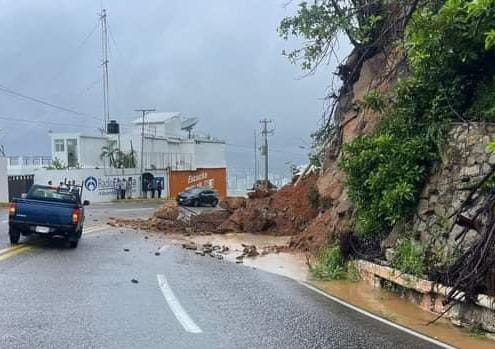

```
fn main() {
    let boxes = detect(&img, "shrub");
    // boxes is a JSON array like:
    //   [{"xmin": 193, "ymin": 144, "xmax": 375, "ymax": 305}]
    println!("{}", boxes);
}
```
[
  {"xmin": 340, "ymin": 0, "xmax": 495, "ymax": 237},
  {"xmin": 392, "ymin": 239, "xmax": 425, "ymax": 277},
  {"xmin": 340, "ymin": 134, "xmax": 429, "ymax": 236},
  {"xmin": 307, "ymin": 185, "xmax": 320, "ymax": 209},
  {"xmin": 469, "ymin": 77, "xmax": 495, "ymax": 121},
  {"xmin": 311, "ymin": 245, "xmax": 347, "ymax": 280},
  {"xmin": 361, "ymin": 90, "xmax": 386, "ymax": 113}
]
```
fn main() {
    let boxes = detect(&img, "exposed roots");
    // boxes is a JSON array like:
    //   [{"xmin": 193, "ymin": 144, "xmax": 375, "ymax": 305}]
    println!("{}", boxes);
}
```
[{"xmin": 432, "ymin": 165, "xmax": 495, "ymax": 322}]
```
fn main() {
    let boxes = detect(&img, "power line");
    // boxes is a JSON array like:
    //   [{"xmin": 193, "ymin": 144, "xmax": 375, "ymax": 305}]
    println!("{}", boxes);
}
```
[
  {"xmin": 107, "ymin": 21, "xmax": 123, "ymax": 57},
  {"xmin": 99, "ymin": 9, "xmax": 111, "ymax": 128},
  {"xmin": 0, "ymin": 114, "xmax": 97, "ymax": 128},
  {"xmin": 0, "ymin": 84, "xmax": 100, "ymax": 121},
  {"xmin": 226, "ymin": 143, "xmax": 305, "ymax": 157},
  {"xmin": 48, "ymin": 21, "xmax": 99, "ymax": 83},
  {"xmin": 77, "ymin": 76, "xmax": 102, "ymax": 96}
]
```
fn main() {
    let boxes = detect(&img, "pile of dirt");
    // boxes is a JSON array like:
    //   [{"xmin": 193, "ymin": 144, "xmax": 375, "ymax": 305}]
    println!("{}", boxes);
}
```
[
  {"xmin": 153, "ymin": 203, "xmax": 179, "ymax": 220},
  {"xmin": 108, "ymin": 176, "xmax": 319, "ymax": 240},
  {"xmin": 218, "ymin": 175, "xmax": 319, "ymax": 236},
  {"xmin": 108, "ymin": 216, "xmax": 187, "ymax": 234},
  {"xmin": 108, "ymin": 202, "xmax": 231, "ymax": 236},
  {"xmin": 219, "ymin": 197, "xmax": 247, "ymax": 212},
  {"xmin": 190, "ymin": 210, "xmax": 232, "ymax": 232}
]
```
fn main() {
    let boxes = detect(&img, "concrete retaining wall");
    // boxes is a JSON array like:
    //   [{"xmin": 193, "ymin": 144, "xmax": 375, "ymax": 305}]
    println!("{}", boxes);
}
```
[{"xmin": 356, "ymin": 260, "xmax": 495, "ymax": 333}]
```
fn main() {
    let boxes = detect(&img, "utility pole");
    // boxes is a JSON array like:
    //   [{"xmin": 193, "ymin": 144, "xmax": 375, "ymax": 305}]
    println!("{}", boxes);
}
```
[
  {"xmin": 135, "ymin": 108, "xmax": 156, "ymax": 196},
  {"xmin": 260, "ymin": 118, "xmax": 273, "ymax": 185},
  {"xmin": 254, "ymin": 130, "xmax": 258, "ymax": 183},
  {"xmin": 99, "ymin": 9, "xmax": 110, "ymax": 130}
]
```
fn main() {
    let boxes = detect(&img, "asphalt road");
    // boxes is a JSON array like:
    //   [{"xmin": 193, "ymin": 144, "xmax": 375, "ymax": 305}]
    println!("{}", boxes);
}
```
[{"xmin": 0, "ymin": 202, "xmax": 446, "ymax": 349}]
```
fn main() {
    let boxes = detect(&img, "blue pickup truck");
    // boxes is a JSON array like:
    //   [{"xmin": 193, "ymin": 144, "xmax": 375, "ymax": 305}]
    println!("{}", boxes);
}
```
[{"xmin": 8, "ymin": 184, "xmax": 89, "ymax": 248}]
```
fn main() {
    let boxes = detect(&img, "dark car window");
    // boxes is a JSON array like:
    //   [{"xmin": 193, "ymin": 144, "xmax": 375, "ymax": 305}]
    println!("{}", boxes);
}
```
[{"xmin": 26, "ymin": 185, "xmax": 79, "ymax": 204}]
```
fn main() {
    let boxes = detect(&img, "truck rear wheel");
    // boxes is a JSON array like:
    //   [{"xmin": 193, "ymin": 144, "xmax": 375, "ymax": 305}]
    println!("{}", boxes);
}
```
[{"xmin": 9, "ymin": 229, "xmax": 20, "ymax": 245}]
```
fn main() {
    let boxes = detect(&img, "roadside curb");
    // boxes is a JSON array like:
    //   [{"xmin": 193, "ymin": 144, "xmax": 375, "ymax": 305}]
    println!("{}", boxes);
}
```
[{"xmin": 299, "ymin": 281, "xmax": 455, "ymax": 349}]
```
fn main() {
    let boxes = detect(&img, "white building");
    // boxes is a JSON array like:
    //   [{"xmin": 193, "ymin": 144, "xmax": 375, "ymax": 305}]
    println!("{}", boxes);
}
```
[
  {"xmin": 47, "ymin": 112, "xmax": 226, "ymax": 171},
  {"xmin": 6, "ymin": 112, "xmax": 227, "ymax": 202}
]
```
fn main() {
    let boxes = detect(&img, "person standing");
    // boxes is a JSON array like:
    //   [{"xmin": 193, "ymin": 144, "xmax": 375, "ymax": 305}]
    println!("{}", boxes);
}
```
[
  {"xmin": 121, "ymin": 179, "xmax": 126, "ymax": 200},
  {"xmin": 115, "ymin": 180, "xmax": 121, "ymax": 200},
  {"xmin": 150, "ymin": 180, "xmax": 156, "ymax": 199},
  {"xmin": 126, "ymin": 177, "xmax": 132, "ymax": 199},
  {"xmin": 157, "ymin": 180, "xmax": 163, "ymax": 199},
  {"xmin": 147, "ymin": 181, "xmax": 153, "ymax": 199}
]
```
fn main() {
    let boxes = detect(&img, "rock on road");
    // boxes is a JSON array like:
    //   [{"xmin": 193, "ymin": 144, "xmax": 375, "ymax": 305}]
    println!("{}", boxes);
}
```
[{"xmin": 0, "ymin": 203, "xmax": 444, "ymax": 349}]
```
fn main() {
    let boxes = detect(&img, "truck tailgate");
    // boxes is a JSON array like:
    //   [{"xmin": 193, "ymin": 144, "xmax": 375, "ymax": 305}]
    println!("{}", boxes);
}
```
[{"xmin": 14, "ymin": 199, "xmax": 76, "ymax": 226}]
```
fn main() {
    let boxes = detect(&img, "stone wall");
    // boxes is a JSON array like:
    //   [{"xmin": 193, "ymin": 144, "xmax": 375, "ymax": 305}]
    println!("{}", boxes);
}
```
[{"xmin": 411, "ymin": 122, "xmax": 495, "ymax": 259}]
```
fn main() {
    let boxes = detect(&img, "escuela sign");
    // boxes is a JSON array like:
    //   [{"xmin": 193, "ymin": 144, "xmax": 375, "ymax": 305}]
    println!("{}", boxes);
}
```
[{"xmin": 169, "ymin": 168, "xmax": 226, "ymax": 198}]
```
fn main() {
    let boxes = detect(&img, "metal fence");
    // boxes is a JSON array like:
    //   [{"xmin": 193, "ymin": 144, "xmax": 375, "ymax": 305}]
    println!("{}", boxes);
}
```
[{"xmin": 143, "ymin": 152, "xmax": 193, "ymax": 171}]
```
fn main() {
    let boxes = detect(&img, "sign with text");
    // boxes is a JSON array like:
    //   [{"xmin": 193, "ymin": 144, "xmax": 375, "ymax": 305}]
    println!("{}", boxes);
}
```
[{"xmin": 169, "ymin": 168, "xmax": 226, "ymax": 198}]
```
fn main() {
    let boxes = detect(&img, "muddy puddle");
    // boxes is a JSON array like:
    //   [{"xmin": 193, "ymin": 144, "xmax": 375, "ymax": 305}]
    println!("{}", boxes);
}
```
[
  {"xmin": 313, "ymin": 280, "xmax": 495, "ymax": 349},
  {"xmin": 165, "ymin": 232, "xmax": 310, "ymax": 280}
]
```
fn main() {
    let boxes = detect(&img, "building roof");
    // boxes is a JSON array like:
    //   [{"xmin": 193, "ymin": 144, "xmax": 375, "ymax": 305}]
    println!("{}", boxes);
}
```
[
  {"xmin": 49, "ymin": 132, "xmax": 107, "ymax": 139},
  {"xmin": 132, "ymin": 112, "xmax": 181, "ymax": 125}
]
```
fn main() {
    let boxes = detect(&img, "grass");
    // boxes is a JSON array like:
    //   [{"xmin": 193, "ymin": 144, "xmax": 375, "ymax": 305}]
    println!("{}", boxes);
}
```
[
  {"xmin": 467, "ymin": 325, "xmax": 488, "ymax": 339},
  {"xmin": 310, "ymin": 246, "xmax": 347, "ymax": 280},
  {"xmin": 391, "ymin": 238, "xmax": 425, "ymax": 277}
]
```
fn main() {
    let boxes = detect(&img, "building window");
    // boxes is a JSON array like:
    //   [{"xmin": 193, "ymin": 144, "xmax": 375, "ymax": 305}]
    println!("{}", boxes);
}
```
[{"xmin": 54, "ymin": 139, "xmax": 64, "ymax": 152}]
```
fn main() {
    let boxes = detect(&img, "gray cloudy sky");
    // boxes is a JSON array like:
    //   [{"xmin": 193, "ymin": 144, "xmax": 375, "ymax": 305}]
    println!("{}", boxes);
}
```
[{"xmin": 0, "ymin": 0, "xmax": 347, "ymax": 176}]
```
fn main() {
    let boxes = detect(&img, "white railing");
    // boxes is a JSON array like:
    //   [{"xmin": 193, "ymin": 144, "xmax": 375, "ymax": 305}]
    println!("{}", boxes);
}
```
[
  {"xmin": 8, "ymin": 156, "xmax": 52, "ymax": 168},
  {"xmin": 143, "ymin": 152, "xmax": 193, "ymax": 171}
]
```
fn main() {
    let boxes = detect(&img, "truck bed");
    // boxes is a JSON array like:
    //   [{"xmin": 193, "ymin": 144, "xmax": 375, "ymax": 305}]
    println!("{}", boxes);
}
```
[{"xmin": 11, "ymin": 198, "xmax": 78, "ymax": 227}]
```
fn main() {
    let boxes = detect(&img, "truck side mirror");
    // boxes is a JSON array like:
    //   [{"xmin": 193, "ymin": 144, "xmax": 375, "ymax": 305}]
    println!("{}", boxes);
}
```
[{"xmin": 83, "ymin": 200, "xmax": 90, "ymax": 206}]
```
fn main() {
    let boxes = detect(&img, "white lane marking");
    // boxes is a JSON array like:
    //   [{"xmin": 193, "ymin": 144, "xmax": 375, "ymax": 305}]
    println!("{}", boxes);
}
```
[
  {"xmin": 299, "ymin": 282, "xmax": 455, "ymax": 349},
  {"xmin": 83, "ymin": 225, "xmax": 111, "ymax": 235},
  {"xmin": 115, "ymin": 207, "xmax": 155, "ymax": 212},
  {"xmin": 1, "ymin": 219, "xmax": 8, "ymax": 223},
  {"xmin": 157, "ymin": 274, "xmax": 203, "ymax": 334}
]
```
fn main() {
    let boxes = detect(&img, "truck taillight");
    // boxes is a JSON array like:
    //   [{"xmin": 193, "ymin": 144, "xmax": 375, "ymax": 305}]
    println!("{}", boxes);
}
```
[
  {"xmin": 8, "ymin": 203, "xmax": 16, "ymax": 216},
  {"xmin": 72, "ymin": 209, "xmax": 81, "ymax": 224}
]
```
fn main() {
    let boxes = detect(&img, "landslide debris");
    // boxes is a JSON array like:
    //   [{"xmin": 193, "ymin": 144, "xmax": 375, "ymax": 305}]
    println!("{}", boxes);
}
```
[
  {"xmin": 108, "ymin": 175, "xmax": 319, "ymax": 240},
  {"xmin": 218, "ymin": 175, "xmax": 319, "ymax": 236}
]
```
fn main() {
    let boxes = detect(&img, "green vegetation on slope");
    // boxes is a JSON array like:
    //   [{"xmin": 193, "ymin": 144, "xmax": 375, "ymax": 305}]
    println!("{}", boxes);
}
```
[{"xmin": 340, "ymin": 0, "xmax": 495, "ymax": 237}]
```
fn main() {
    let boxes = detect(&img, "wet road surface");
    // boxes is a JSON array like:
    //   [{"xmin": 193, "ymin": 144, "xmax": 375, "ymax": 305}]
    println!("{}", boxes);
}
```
[{"xmin": 0, "ymin": 203, "xmax": 446, "ymax": 348}]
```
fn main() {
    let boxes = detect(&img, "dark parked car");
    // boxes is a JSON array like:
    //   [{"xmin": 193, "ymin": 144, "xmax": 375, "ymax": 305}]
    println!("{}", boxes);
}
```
[
  {"xmin": 177, "ymin": 188, "xmax": 219, "ymax": 207},
  {"xmin": 8, "ymin": 184, "xmax": 89, "ymax": 248}
]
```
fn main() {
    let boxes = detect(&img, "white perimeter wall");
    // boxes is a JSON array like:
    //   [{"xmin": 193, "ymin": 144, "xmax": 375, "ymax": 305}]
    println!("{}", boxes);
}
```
[
  {"xmin": 34, "ymin": 168, "xmax": 169, "ymax": 203},
  {"xmin": 0, "ymin": 157, "xmax": 8, "ymax": 202}
]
